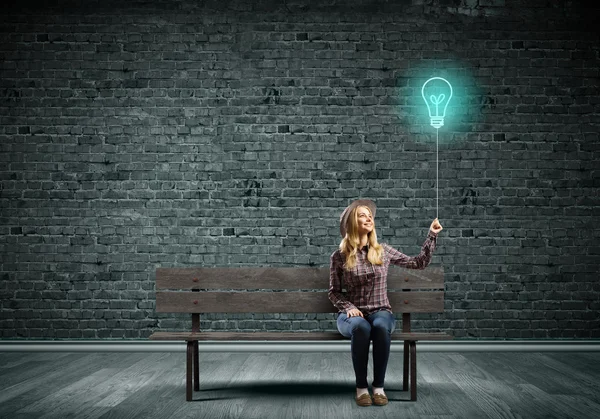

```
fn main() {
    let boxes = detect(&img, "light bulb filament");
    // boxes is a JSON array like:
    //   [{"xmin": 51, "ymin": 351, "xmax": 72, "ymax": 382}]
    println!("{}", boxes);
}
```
[{"xmin": 421, "ymin": 77, "xmax": 453, "ymax": 129}]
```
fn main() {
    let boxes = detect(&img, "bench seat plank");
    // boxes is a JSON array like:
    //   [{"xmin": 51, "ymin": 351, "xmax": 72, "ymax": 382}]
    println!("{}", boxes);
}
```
[
  {"xmin": 155, "ymin": 291, "xmax": 445, "ymax": 313},
  {"xmin": 156, "ymin": 265, "xmax": 445, "ymax": 290},
  {"xmin": 149, "ymin": 331, "xmax": 453, "ymax": 341}
]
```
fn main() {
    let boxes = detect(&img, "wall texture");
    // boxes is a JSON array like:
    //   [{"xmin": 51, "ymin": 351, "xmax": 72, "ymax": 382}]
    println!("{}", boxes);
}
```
[{"xmin": 1, "ymin": 0, "xmax": 599, "ymax": 339}]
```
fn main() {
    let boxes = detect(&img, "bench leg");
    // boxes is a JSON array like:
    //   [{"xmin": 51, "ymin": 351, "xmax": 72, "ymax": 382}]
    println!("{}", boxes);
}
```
[
  {"xmin": 403, "ymin": 340, "xmax": 409, "ymax": 391},
  {"xmin": 410, "ymin": 341, "xmax": 417, "ymax": 401},
  {"xmin": 194, "ymin": 340, "xmax": 199, "ymax": 391},
  {"xmin": 186, "ymin": 341, "xmax": 193, "ymax": 401}
]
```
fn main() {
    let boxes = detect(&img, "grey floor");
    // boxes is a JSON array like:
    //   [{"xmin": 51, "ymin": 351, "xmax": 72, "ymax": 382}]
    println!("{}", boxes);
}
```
[{"xmin": 1, "ymin": 350, "xmax": 600, "ymax": 419}]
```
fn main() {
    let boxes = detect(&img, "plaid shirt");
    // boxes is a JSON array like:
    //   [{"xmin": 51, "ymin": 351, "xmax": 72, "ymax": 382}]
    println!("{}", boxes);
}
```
[{"xmin": 329, "ymin": 230, "xmax": 438, "ymax": 315}]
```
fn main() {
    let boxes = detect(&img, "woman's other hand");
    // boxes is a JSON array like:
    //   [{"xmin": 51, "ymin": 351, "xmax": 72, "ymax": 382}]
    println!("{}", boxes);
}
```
[
  {"xmin": 430, "ymin": 218, "xmax": 443, "ymax": 234},
  {"xmin": 347, "ymin": 308, "xmax": 364, "ymax": 318}
]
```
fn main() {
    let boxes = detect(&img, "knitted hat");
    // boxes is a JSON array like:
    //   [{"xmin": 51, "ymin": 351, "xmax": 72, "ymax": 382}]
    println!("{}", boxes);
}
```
[{"xmin": 339, "ymin": 199, "xmax": 377, "ymax": 238}]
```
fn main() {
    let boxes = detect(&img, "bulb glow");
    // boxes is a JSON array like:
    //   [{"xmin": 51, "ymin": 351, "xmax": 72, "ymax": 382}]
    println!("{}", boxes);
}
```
[{"xmin": 421, "ymin": 77, "xmax": 453, "ymax": 129}]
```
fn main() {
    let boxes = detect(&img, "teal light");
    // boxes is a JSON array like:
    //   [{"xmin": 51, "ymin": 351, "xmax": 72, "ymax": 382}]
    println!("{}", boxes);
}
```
[{"xmin": 421, "ymin": 77, "xmax": 453, "ymax": 129}]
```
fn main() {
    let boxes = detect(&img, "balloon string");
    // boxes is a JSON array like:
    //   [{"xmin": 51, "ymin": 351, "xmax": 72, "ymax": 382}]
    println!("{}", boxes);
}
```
[{"xmin": 436, "ymin": 128, "xmax": 439, "ymax": 220}]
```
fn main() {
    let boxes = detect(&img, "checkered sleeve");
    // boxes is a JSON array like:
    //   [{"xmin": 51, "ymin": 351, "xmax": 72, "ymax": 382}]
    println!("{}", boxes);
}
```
[
  {"xmin": 328, "ymin": 251, "xmax": 357, "ymax": 312},
  {"xmin": 385, "ymin": 230, "xmax": 438, "ymax": 270}
]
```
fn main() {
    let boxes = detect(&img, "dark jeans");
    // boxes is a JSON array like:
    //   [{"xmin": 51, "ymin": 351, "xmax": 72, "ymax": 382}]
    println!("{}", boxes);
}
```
[{"xmin": 336, "ymin": 309, "xmax": 396, "ymax": 389}]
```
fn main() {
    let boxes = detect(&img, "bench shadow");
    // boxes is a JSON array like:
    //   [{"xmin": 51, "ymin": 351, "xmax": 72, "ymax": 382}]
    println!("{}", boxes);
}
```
[
  {"xmin": 197, "ymin": 381, "xmax": 415, "ymax": 402},
  {"xmin": 202, "ymin": 381, "xmax": 351, "ymax": 394}
]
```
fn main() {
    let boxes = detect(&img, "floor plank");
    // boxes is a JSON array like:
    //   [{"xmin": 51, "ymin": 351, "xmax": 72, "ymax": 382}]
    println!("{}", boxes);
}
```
[
  {"xmin": 414, "ymin": 353, "xmax": 491, "ymax": 418},
  {"xmin": 0, "ymin": 350, "xmax": 599, "ymax": 419},
  {"xmin": 0, "ymin": 353, "xmax": 137, "ymax": 415},
  {"xmin": 282, "ymin": 353, "xmax": 323, "ymax": 419},
  {"xmin": 442, "ymin": 353, "xmax": 525, "ymax": 419},
  {"xmin": 97, "ymin": 353, "xmax": 183, "ymax": 419}
]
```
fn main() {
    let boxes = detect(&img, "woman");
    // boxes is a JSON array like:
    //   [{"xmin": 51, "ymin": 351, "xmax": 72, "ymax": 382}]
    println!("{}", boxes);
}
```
[{"xmin": 329, "ymin": 199, "xmax": 443, "ymax": 406}]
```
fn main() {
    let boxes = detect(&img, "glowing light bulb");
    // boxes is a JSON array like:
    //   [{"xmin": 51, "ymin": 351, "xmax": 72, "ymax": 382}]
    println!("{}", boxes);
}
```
[{"xmin": 421, "ymin": 77, "xmax": 453, "ymax": 129}]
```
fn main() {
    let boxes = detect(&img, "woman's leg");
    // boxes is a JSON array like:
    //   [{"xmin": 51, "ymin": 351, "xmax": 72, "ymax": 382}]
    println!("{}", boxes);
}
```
[
  {"xmin": 337, "ymin": 313, "xmax": 372, "ymax": 389},
  {"xmin": 367, "ymin": 310, "xmax": 395, "ymax": 389}
]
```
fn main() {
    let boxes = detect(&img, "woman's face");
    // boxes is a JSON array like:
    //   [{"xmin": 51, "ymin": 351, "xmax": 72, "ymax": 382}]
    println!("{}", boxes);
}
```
[{"xmin": 355, "ymin": 206, "xmax": 374, "ymax": 235}]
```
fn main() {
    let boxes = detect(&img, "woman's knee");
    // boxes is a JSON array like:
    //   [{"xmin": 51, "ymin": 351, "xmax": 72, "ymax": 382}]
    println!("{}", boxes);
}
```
[
  {"xmin": 337, "ymin": 314, "xmax": 371, "ymax": 338},
  {"xmin": 371, "ymin": 313, "xmax": 395, "ymax": 334},
  {"xmin": 350, "ymin": 318, "xmax": 371, "ymax": 337}
]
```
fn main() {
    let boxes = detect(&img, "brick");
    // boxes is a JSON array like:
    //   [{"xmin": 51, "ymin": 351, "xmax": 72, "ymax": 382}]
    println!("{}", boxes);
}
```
[{"xmin": 0, "ymin": 0, "xmax": 598, "ymax": 339}]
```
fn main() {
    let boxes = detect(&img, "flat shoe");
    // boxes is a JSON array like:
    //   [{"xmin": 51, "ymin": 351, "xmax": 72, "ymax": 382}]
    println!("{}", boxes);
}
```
[
  {"xmin": 355, "ymin": 392, "xmax": 372, "ymax": 406},
  {"xmin": 373, "ymin": 393, "xmax": 388, "ymax": 406}
]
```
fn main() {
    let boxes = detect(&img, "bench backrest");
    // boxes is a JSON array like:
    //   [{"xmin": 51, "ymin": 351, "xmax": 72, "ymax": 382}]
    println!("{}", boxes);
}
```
[{"xmin": 155, "ymin": 265, "xmax": 445, "ymax": 314}]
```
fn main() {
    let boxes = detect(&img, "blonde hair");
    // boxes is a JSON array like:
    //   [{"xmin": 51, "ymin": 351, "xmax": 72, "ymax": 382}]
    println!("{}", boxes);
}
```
[{"xmin": 339, "ymin": 206, "xmax": 384, "ymax": 270}]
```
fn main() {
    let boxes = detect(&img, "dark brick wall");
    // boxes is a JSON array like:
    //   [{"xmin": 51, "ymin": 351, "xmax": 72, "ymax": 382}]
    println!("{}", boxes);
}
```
[{"xmin": 1, "ymin": 0, "xmax": 599, "ymax": 339}]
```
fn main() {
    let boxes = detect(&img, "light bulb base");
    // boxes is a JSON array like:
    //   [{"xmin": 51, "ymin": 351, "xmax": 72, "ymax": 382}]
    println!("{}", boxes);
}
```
[{"xmin": 430, "ymin": 117, "xmax": 444, "ymax": 129}]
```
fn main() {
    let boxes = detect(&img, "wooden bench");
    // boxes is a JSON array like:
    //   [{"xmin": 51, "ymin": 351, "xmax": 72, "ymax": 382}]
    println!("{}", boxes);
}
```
[{"xmin": 149, "ymin": 265, "xmax": 452, "ymax": 401}]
